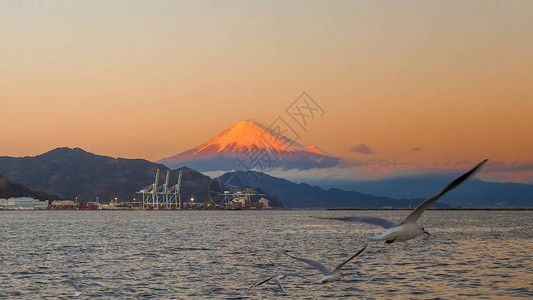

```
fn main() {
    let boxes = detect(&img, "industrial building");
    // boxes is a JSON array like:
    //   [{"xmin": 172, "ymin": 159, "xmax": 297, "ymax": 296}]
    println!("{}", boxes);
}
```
[
  {"xmin": 48, "ymin": 200, "xmax": 76, "ymax": 210},
  {"xmin": 0, "ymin": 197, "xmax": 49, "ymax": 210}
]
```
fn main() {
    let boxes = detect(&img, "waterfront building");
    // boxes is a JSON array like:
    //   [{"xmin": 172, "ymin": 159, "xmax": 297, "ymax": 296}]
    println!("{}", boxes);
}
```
[
  {"xmin": 0, "ymin": 197, "xmax": 49, "ymax": 210},
  {"xmin": 49, "ymin": 200, "xmax": 76, "ymax": 210}
]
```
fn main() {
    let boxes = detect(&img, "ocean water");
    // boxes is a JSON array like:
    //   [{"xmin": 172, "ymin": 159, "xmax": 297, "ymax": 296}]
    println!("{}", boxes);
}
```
[{"xmin": 0, "ymin": 210, "xmax": 532, "ymax": 299}]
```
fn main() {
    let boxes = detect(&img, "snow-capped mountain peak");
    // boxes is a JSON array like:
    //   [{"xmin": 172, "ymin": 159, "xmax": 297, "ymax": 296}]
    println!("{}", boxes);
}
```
[
  {"xmin": 158, "ymin": 120, "xmax": 341, "ymax": 171},
  {"xmin": 194, "ymin": 120, "xmax": 298, "ymax": 155}
]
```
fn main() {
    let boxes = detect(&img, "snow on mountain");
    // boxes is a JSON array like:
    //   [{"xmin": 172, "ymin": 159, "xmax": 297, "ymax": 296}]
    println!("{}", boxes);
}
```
[
  {"xmin": 194, "ymin": 120, "xmax": 299, "ymax": 155},
  {"xmin": 305, "ymin": 145, "xmax": 327, "ymax": 155},
  {"xmin": 158, "ymin": 120, "xmax": 341, "ymax": 171}
]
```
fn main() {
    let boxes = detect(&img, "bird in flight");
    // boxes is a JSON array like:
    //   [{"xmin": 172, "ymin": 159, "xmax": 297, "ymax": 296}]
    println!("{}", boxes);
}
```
[
  {"xmin": 248, "ymin": 273, "xmax": 308, "ymax": 294},
  {"xmin": 284, "ymin": 244, "xmax": 366, "ymax": 283},
  {"xmin": 54, "ymin": 279, "xmax": 106, "ymax": 297},
  {"xmin": 324, "ymin": 159, "xmax": 487, "ymax": 243}
]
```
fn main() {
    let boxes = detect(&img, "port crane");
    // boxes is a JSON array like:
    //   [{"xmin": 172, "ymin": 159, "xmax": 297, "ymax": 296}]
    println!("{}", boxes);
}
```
[{"xmin": 138, "ymin": 169, "xmax": 182, "ymax": 209}]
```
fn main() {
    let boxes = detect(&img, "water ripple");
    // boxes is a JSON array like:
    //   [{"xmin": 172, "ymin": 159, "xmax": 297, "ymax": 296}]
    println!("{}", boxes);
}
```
[{"xmin": 0, "ymin": 210, "xmax": 531, "ymax": 299}]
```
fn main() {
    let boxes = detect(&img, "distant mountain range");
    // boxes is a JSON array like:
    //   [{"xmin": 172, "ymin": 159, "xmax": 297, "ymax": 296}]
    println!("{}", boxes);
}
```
[
  {"xmin": 0, "ymin": 147, "xmax": 531, "ymax": 208},
  {"xmin": 158, "ymin": 120, "xmax": 341, "ymax": 171},
  {"xmin": 0, "ymin": 148, "xmax": 214, "ymax": 203},
  {"xmin": 217, "ymin": 170, "xmax": 533, "ymax": 209},
  {"xmin": 0, "ymin": 147, "xmax": 440, "ymax": 208},
  {"xmin": 306, "ymin": 175, "xmax": 533, "ymax": 208},
  {"xmin": 217, "ymin": 171, "xmax": 447, "ymax": 209}
]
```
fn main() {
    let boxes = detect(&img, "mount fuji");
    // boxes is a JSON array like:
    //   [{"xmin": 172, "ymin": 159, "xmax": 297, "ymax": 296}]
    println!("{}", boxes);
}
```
[{"xmin": 158, "ymin": 120, "xmax": 341, "ymax": 171}]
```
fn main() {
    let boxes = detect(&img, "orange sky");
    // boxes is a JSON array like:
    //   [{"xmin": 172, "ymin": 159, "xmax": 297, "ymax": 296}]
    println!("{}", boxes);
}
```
[{"xmin": 1, "ymin": 1, "xmax": 532, "ymax": 182}]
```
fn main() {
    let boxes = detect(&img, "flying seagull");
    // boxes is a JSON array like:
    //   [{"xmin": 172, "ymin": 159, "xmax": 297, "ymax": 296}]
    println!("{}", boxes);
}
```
[
  {"xmin": 284, "ymin": 244, "xmax": 366, "ymax": 284},
  {"xmin": 54, "ymin": 279, "xmax": 106, "ymax": 297},
  {"xmin": 327, "ymin": 159, "xmax": 487, "ymax": 243},
  {"xmin": 248, "ymin": 273, "xmax": 308, "ymax": 293}
]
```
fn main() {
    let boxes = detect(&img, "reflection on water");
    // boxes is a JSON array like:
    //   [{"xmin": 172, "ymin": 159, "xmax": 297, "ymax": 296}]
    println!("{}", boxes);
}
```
[{"xmin": 0, "ymin": 210, "xmax": 532, "ymax": 299}]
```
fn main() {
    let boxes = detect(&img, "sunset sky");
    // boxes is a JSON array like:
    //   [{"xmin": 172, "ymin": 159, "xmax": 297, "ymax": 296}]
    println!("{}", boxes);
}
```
[{"xmin": 1, "ymin": 1, "xmax": 532, "ymax": 183}]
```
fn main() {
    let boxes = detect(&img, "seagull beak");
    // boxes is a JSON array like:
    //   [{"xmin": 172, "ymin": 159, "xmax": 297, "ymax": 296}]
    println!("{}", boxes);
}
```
[{"xmin": 424, "ymin": 230, "xmax": 430, "ymax": 235}]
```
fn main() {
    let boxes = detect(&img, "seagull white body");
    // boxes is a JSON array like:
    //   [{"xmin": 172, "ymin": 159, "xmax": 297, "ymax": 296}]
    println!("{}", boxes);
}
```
[
  {"xmin": 370, "ymin": 222, "xmax": 425, "ymax": 243},
  {"xmin": 284, "ymin": 245, "xmax": 366, "ymax": 284},
  {"xmin": 248, "ymin": 273, "xmax": 304, "ymax": 293},
  {"xmin": 329, "ymin": 160, "xmax": 487, "ymax": 243},
  {"xmin": 55, "ymin": 279, "xmax": 106, "ymax": 297}
]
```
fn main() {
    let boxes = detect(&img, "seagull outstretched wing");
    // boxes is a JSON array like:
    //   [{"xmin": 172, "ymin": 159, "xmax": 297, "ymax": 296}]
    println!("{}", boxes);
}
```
[
  {"xmin": 55, "ymin": 279, "xmax": 81, "ymax": 292},
  {"xmin": 400, "ymin": 159, "xmax": 487, "ymax": 225},
  {"xmin": 332, "ymin": 244, "xmax": 366, "ymax": 273},
  {"xmin": 284, "ymin": 251, "xmax": 332, "ymax": 276},
  {"xmin": 327, "ymin": 216, "xmax": 398, "ymax": 229}
]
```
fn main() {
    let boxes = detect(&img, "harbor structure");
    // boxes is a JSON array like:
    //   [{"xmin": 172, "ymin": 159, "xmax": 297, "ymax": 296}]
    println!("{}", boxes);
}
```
[
  {"xmin": 137, "ymin": 169, "xmax": 182, "ymax": 209},
  {"xmin": 0, "ymin": 197, "xmax": 49, "ymax": 210},
  {"xmin": 219, "ymin": 187, "xmax": 266, "ymax": 209},
  {"xmin": 258, "ymin": 197, "xmax": 269, "ymax": 209},
  {"xmin": 48, "ymin": 200, "xmax": 76, "ymax": 210}
]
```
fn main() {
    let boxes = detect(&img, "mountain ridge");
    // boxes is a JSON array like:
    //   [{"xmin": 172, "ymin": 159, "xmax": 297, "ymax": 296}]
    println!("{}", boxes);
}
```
[
  {"xmin": 0, "ymin": 147, "xmax": 214, "ymax": 203},
  {"xmin": 0, "ymin": 147, "xmax": 531, "ymax": 208},
  {"xmin": 217, "ymin": 170, "xmax": 442, "ymax": 209},
  {"xmin": 306, "ymin": 175, "xmax": 533, "ymax": 208},
  {"xmin": 0, "ymin": 175, "xmax": 60, "ymax": 200}
]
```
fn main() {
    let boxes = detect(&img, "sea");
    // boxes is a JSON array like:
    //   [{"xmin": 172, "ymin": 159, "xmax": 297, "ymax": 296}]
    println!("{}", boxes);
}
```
[{"xmin": 0, "ymin": 210, "xmax": 532, "ymax": 299}]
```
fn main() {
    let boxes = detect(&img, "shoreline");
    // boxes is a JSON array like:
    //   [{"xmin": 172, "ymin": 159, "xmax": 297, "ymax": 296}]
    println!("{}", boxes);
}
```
[
  {"xmin": 326, "ymin": 208, "xmax": 532, "ymax": 211},
  {"xmin": 1, "ymin": 208, "xmax": 531, "ymax": 211}
]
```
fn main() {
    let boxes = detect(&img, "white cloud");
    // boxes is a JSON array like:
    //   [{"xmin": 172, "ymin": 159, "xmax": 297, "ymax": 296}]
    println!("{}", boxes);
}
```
[{"xmin": 200, "ymin": 159, "xmax": 533, "ymax": 185}]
